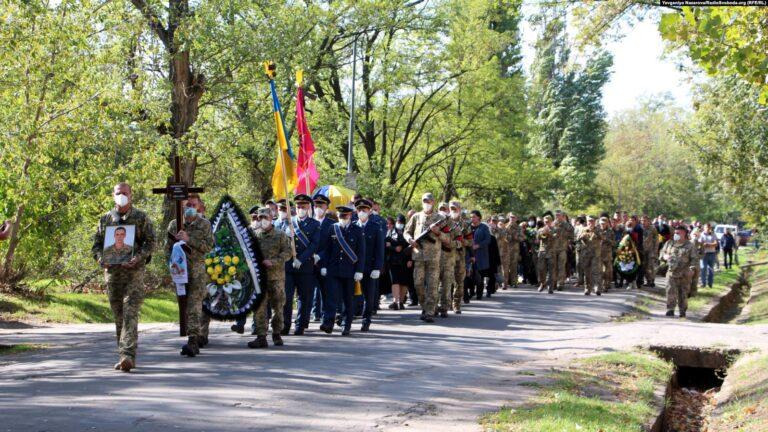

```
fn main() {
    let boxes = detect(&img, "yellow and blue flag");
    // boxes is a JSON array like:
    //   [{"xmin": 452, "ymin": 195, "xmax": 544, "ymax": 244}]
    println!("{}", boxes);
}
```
[{"xmin": 267, "ymin": 64, "xmax": 298, "ymax": 200}]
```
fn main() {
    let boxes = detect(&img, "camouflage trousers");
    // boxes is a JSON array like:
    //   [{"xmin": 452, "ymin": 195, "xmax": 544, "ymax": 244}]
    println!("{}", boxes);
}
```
[
  {"xmin": 105, "ymin": 268, "xmax": 145, "ymax": 362},
  {"xmin": 507, "ymin": 249, "xmax": 520, "ymax": 286},
  {"xmin": 552, "ymin": 250, "xmax": 567, "ymax": 288},
  {"xmin": 535, "ymin": 252, "xmax": 548, "ymax": 289},
  {"xmin": 498, "ymin": 248, "xmax": 510, "ymax": 286},
  {"xmin": 666, "ymin": 275, "xmax": 690, "ymax": 312},
  {"xmin": 536, "ymin": 251, "xmax": 555, "ymax": 291},
  {"xmin": 414, "ymin": 259, "xmax": 440, "ymax": 318},
  {"xmin": 581, "ymin": 252, "xmax": 602, "ymax": 294},
  {"xmin": 254, "ymin": 279, "xmax": 286, "ymax": 336},
  {"xmin": 438, "ymin": 251, "xmax": 456, "ymax": 313},
  {"xmin": 575, "ymin": 249, "xmax": 585, "ymax": 286},
  {"xmin": 643, "ymin": 251, "xmax": 657, "ymax": 285},
  {"xmin": 690, "ymin": 267, "xmax": 700, "ymax": 297},
  {"xmin": 452, "ymin": 252, "xmax": 466, "ymax": 311},
  {"xmin": 185, "ymin": 269, "xmax": 208, "ymax": 340},
  {"xmin": 601, "ymin": 252, "xmax": 614, "ymax": 290}
]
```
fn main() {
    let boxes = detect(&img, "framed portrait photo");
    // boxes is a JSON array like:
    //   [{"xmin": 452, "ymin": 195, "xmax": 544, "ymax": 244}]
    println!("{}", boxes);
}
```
[{"xmin": 103, "ymin": 225, "xmax": 136, "ymax": 265}]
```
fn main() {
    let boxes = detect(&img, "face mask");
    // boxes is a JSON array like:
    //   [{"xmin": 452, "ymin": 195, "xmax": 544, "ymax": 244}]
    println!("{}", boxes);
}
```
[
  {"xmin": 260, "ymin": 219, "xmax": 271, "ymax": 229},
  {"xmin": 450, "ymin": 211, "xmax": 460, "ymax": 219},
  {"xmin": 297, "ymin": 208, "xmax": 308, "ymax": 218},
  {"xmin": 371, "ymin": 210, "xmax": 378, "ymax": 215},
  {"xmin": 423, "ymin": 203, "xmax": 433, "ymax": 212},
  {"xmin": 358, "ymin": 210, "xmax": 369, "ymax": 221},
  {"xmin": 528, "ymin": 221, "xmax": 535, "ymax": 227},
  {"xmin": 339, "ymin": 218, "xmax": 351, "ymax": 227},
  {"xmin": 114, "ymin": 193, "xmax": 129, "ymax": 207},
  {"xmin": 395, "ymin": 222, "xmax": 404, "ymax": 230},
  {"xmin": 314, "ymin": 207, "xmax": 326, "ymax": 218},
  {"xmin": 278, "ymin": 211, "xmax": 288, "ymax": 220},
  {"xmin": 673, "ymin": 233, "xmax": 681, "ymax": 242},
  {"xmin": 439, "ymin": 210, "xmax": 448, "ymax": 217},
  {"xmin": 184, "ymin": 207, "xmax": 197, "ymax": 218}
]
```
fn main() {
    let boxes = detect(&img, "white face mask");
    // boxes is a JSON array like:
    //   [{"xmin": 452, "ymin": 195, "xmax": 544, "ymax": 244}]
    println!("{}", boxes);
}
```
[
  {"xmin": 297, "ymin": 208, "xmax": 308, "ymax": 218},
  {"xmin": 673, "ymin": 234, "xmax": 681, "ymax": 242},
  {"xmin": 395, "ymin": 222, "xmax": 404, "ymax": 230},
  {"xmin": 450, "ymin": 210, "xmax": 460, "ymax": 219},
  {"xmin": 114, "ymin": 193, "xmax": 129, "ymax": 207},
  {"xmin": 358, "ymin": 210, "xmax": 369, "ymax": 221},
  {"xmin": 528, "ymin": 221, "xmax": 535, "ymax": 227},
  {"xmin": 314, "ymin": 207, "xmax": 326, "ymax": 218},
  {"xmin": 438, "ymin": 210, "xmax": 448, "ymax": 217},
  {"xmin": 260, "ymin": 219, "xmax": 272, "ymax": 229},
  {"xmin": 423, "ymin": 203, "xmax": 433, "ymax": 212},
  {"xmin": 278, "ymin": 211, "xmax": 288, "ymax": 220},
  {"xmin": 339, "ymin": 218, "xmax": 351, "ymax": 227}
]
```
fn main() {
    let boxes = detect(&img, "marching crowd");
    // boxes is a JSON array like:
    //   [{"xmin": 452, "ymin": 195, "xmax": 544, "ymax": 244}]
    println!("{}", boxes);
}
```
[{"xmin": 91, "ymin": 183, "xmax": 737, "ymax": 372}]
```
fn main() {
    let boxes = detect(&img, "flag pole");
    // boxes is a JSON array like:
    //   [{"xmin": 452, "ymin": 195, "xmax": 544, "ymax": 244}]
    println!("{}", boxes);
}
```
[{"xmin": 266, "ymin": 61, "xmax": 297, "ymax": 259}]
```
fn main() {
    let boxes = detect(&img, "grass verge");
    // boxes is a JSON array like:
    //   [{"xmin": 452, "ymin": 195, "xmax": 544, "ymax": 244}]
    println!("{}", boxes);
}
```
[
  {"xmin": 709, "ymin": 352, "xmax": 768, "ymax": 431},
  {"xmin": 0, "ymin": 288, "xmax": 179, "ymax": 324},
  {"xmin": 480, "ymin": 351, "xmax": 673, "ymax": 432},
  {"xmin": 0, "ymin": 344, "xmax": 47, "ymax": 356},
  {"xmin": 687, "ymin": 248, "xmax": 767, "ymax": 313}
]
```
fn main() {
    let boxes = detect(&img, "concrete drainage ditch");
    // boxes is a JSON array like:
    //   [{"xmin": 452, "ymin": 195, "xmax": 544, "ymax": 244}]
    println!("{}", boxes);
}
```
[{"xmin": 648, "ymin": 346, "xmax": 739, "ymax": 432}]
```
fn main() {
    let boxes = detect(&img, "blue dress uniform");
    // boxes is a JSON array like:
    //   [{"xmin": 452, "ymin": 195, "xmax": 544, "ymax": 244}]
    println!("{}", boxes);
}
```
[
  {"xmin": 320, "ymin": 206, "xmax": 365, "ymax": 335},
  {"xmin": 277, "ymin": 195, "xmax": 321, "ymax": 335},
  {"xmin": 355, "ymin": 199, "xmax": 385, "ymax": 331},
  {"xmin": 311, "ymin": 194, "xmax": 334, "ymax": 322}
]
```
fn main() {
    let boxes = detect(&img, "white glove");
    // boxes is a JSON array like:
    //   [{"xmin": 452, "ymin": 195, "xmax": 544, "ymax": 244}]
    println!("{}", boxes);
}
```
[
  {"xmin": 313, "ymin": 254, "xmax": 320, "ymax": 264},
  {"xmin": 320, "ymin": 268, "xmax": 327, "ymax": 276},
  {"xmin": 354, "ymin": 272, "xmax": 363, "ymax": 282},
  {"xmin": 292, "ymin": 258, "xmax": 302, "ymax": 269},
  {"xmin": 370, "ymin": 270, "xmax": 380, "ymax": 279}
]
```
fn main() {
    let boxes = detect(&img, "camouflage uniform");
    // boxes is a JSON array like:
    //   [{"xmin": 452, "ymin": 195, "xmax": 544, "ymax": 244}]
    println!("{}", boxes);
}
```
[
  {"xmin": 536, "ymin": 225, "xmax": 557, "ymax": 293},
  {"xmin": 494, "ymin": 224, "xmax": 510, "ymax": 287},
  {"xmin": 92, "ymin": 208, "xmax": 155, "ymax": 364},
  {"xmin": 576, "ymin": 224, "xmax": 603, "ymax": 294},
  {"xmin": 689, "ymin": 236, "xmax": 703, "ymax": 297},
  {"xmin": 404, "ymin": 210, "xmax": 447, "ymax": 319},
  {"xmin": 661, "ymin": 239, "xmax": 697, "ymax": 314},
  {"xmin": 573, "ymin": 225, "xmax": 585, "ymax": 287},
  {"xmin": 253, "ymin": 226, "xmax": 293, "ymax": 336},
  {"xmin": 452, "ymin": 217, "xmax": 472, "ymax": 312},
  {"xmin": 506, "ymin": 224, "xmax": 522, "ymax": 287},
  {"xmin": 642, "ymin": 224, "xmax": 659, "ymax": 285},
  {"xmin": 167, "ymin": 217, "xmax": 214, "ymax": 342},
  {"xmin": 598, "ymin": 225, "xmax": 615, "ymax": 291},
  {"xmin": 551, "ymin": 219, "xmax": 572, "ymax": 289},
  {"xmin": 437, "ymin": 212, "xmax": 463, "ymax": 315}
]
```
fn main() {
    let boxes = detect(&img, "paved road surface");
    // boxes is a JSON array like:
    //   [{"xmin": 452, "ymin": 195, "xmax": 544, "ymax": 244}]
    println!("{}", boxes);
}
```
[{"xmin": 2, "ymin": 285, "xmax": 767, "ymax": 432}]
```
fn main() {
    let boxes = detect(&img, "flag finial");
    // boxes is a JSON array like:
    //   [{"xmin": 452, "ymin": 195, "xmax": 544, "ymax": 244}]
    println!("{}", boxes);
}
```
[
  {"xmin": 296, "ymin": 70, "xmax": 304, "ymax": 87},
  {"xmin": 264, "ymin": 61, "xmax": 276, "ymax": 79}
]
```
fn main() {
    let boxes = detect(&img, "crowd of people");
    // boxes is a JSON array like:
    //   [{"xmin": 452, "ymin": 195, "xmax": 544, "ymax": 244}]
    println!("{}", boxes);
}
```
[{"xmin": 90, "ymin": 183, "xmax": 740, "ymax": 372}]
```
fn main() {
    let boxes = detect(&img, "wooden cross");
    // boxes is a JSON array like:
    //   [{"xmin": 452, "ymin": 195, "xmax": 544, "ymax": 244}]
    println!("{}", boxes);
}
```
[{"xmin": 152, "ymin": 155, "xmax": 204, "ymax": 337}]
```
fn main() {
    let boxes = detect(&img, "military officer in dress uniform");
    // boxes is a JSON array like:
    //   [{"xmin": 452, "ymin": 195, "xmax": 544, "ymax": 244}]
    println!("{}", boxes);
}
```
[
  {"xmin": 278, "ymin": 194, "xmax": 322, "ymax": 336},
  {"xmin": 319, "ymin": 205, "xmax": 365, "ymax": 335},
  {"xmin": 311, "ymin": 194, "xmax": 334, "ymax": 323},
  {"xmin": 355, "ymin": 199, "xmax": 385, "ymax": 331}
]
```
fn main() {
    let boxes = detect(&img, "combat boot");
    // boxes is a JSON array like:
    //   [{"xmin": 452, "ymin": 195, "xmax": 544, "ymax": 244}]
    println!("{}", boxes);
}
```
[
  {"xmin": 361, "ymin": 322, "xmax": 370, "ymax": 332},
  {"xmin": 665, "ymin": 310, "xmax": 675, "ymax": 317},
  {"xmin": 181, "ymin": 337, "xmax": 199, "ymax": 357},
  {"xmin": 319, "ymin": 323, "xmax": 333, "ymax": 334},
  {"xmin": 247, "ymin": 336, "xmax": 268, "ymax": 349},
  {"xmin": 439, "ymin": 310, "xmax": 448, "ymax": 318},
  {"xmin": 197, "ymin": 335, "xmax": 208, "ymax": 348},
  {"xmin": 231, "ymin": 324, "xmax": 244, "ymax": 334},
  {"xmin": 118, "ymin": 357, "xmax": 134, "ymax": 373},
  {"xmin": 272, "ymin": 333, "xmax": 284, "ymax": 346}
]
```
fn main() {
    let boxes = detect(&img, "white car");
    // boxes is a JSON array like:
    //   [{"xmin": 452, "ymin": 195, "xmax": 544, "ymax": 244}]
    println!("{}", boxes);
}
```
[{"xmin": 714, "ymin": 224, "xmax": 738, "ymax": 241}]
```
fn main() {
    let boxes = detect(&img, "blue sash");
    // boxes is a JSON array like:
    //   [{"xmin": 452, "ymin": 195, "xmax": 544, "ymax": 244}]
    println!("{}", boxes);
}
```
[
  {"xmin": 293, "ymin": 220, "xmax": 310, "ymax": 248},
  {"xmin": 333, "ymin": 224, "xmax": 358, "ymax": 263}
]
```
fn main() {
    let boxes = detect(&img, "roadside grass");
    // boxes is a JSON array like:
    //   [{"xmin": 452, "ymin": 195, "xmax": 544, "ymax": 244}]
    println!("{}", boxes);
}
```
[
  {"xmin": 612, "ymin": 293, "xmax": 652, "ymax": 323},
  {"xmin": 709, "ymin": 352, "xmax": 768, "ymax": 431},
  {"xmin": 687, "ymin": 247, "xmax": 766, "ymax": 313},
  {"xmin": 480, "ymin": 351, "xmax": 673, "ymax": 432},
  {"xmin": 0, "ymin": 287, "xmax": 179, "ymax": 324},
  {"xmin": 0, "ymin": 344, "xmax": 47, "ymax": 356}
]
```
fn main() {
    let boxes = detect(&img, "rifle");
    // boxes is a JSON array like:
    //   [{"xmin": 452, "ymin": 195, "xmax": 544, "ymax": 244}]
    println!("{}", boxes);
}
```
[{"xmin": 413, "ymin": 216, "xmax": 448, "ymax": 247}]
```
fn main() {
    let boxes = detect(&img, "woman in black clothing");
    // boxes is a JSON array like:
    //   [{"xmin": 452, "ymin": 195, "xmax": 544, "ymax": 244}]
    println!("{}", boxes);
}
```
[{"xmin": 386, "ymin": 214, "xmax": 411, "ymax": 310}]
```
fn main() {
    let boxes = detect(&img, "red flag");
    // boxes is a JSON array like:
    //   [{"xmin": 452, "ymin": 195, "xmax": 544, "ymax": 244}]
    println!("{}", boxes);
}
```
[{"xmin": 295, "ymin": 85, "xmax": 319, "ymax": 195}]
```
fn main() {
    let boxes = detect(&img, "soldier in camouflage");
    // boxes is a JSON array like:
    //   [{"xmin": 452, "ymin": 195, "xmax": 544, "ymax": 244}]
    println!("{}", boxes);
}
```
[
  {"xmin": 598, "ymin": 217, "xmax": 615, "ymax": 292},
  {"xmin": 449, "ymin": 201, "xmax": 471, "ymax": 313},
  {"xmin": 661, "ymin": 225, "xmax": 698, "ymax": 317},
  {"xmin": 573, "ymin": 217, "xmax": 585, "ymax": 288},
  {"xmin": 576, "ymin": 216, "xmax": 603, "ymax": 296},
  {"xmin": 505, "ymin": 214, "xmax": 522, "ymax": 288},
  {"xmin": 166, "ymin": 193, "xmax": 214, "ymax": 358},
  {"xmin": 92, "ymin": 183, "xmax": 155, "ymax": 373},
  {"xmin": 404, "ymin": 193, "xmax": 447, "ymax": 323},
  {"xmin": 248, "ymin": 208, "xmax": 293, "ymax": 348},
  {"xmin": 641, "ymin": 215, "xmax": 659, "ymax": 287},
  {"xmin": 495, "ymin": 216, "xmax": 510, "ymax": 290},
  {"xmin": 436, "ymin": 202, "xmax": 461, "ymax": 318},
  {"xmin": 552, "ymin": 210, "xmax": 572, "ymax": 291},
  {"xmin": 537, "ymin": 215, "xmax": 557, "ymax": 294}
]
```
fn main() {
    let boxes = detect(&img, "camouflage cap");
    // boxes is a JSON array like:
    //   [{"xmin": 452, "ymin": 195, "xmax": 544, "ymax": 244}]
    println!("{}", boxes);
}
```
[
  {"xmin": 438, "ymin": 201, "xmax": 450, "ymax": 210},
  {"xmin": 257, "ymin": 207, "xmax": 272, "ymax": 218},
  {"xmin": 586, "ymin": 215, "xmax": 595, "ymax": 221},
  {"xmin": 248, "ymin": 205, "xmax": 260, "ymax": 215},
  {"xmin": 543, "ymin": 215, "xmax": 553, "ymax": 221},
  {"xmin": 449, "ymin": 200, "xmax": 461, "ymax": 209},
  {"xmin": 421, "ymin": 192, "xmax": 434, "ymax": 202}
]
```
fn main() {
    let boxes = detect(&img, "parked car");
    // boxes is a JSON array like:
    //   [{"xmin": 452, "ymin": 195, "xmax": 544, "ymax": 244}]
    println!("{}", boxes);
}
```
[
  {"xmin": 737, "ymin": 229, "xmax": 753, "ymax": 246},
  {"xmin": 714, "ymin": 224, "xmax": 738, "ymax": 241}
]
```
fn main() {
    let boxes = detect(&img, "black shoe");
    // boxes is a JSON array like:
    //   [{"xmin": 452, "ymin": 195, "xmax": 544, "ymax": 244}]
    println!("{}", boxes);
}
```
[
  {"xmin": 439, "ymin": 310, "xmax": 448, "ymax": 318},
  {"xmin": 181, "ymin": 338, "xmax": 199, "ymax": 357},
  {"xmin": 341, "ymin": 328, "xmax": 351, "ymax": 336},
  {"xmin": 419, "ymin": 312, "xmax": 426, "ymax": 321},
  {"xmin": 665, "ymin": 310, "xmax": 675, "ymax": 317},
  {"xmin": 454, "ymin": 310, "xmax": 462, "ymax": 314},
  {"xmin": 293, "ymin": 328, "xmax": 304, "ymax": 336},
  {"xmin": 361, "ymin": 322, "xmax": 370, "ymax": 332},
  {"xmin": 320, "ymin": 323, "xmax": 333, "ymax": 334},
  {"xmin": 231, "ymin": 324, "xmax": 244, "ymax": 334},
  {"xmin": 197, "ymin": 336, "xmax": 208, "ymax": 348},
  {"xmin": 247, "ymin": 335, "xmax": 268, "ymax": 349},
  {"xmin": 424, "ymin": 316, "xmax": 435, "ymax": 323},
  {"xmin": 679, "ymin": 311, "xmax": 686, "ymax": 318},
  {"xmin": 313, "ymin": 317, "xmax": 321, "ymax": 322},
  {"xmin": 280, "ymin": 328, "xmax": 289, "ymax": 336},
  {"xmin": 272, "ymin": 333, "xmax": 284, "ymax": 346},
  {"xmin": 409, "ymin": 301, "xmax": 419, "ymax": 307},
  {"xmin": 548, "ymin": 289, "xmax": 554, "ymax": 294},
  {"xmin": 304, "ymin": 323, "xmax": 309, "ymax": 329},
  {"xmin": 335, "ymin": 315, "xmax": 343, "ymax": 326},
  {"xmin": 596, "ymin": 291, "xmax": 601, "ymax": 296},
  {"xmin": 388, "ymin": 302, "xmax": 399, "ymax": 310},
  {"xmin": 464, "ymin": 298, "xmax": 470, "ymax": 304},
  {"xmin": 251, "ymin": 329, "xmax": 258, "ymax": 336},
  {"xmin": 399, "ymin": 302, "xmax": 405, "ymax": 310}
]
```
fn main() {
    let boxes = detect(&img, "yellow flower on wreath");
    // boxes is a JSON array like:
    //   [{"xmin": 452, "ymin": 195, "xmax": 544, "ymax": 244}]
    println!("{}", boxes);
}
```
[
  {"xmin": 232, "ymin": 256, "xmax": 240, "ymax": 265},
  {"xmin": 228, "ymin": 266, "xmax": 237, "ymax": 276}
]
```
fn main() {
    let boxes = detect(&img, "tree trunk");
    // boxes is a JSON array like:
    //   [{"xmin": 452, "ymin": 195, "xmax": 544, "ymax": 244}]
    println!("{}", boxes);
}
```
[{"xmin": 1, "ymin": 203, "xmax": 26, "ymax": 282}]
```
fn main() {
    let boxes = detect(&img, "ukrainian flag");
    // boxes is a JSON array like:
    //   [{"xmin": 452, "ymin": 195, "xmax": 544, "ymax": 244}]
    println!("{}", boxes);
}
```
[{"xmin": 267, "ymin": 63, "xmax": 298, "ymax": 200}]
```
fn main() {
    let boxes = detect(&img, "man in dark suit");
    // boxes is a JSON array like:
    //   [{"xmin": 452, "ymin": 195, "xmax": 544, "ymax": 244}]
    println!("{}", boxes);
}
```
[
  {"xmin": 278, "ymin": 194, "xmax": 321, "ymax": 336},
  {"xmin": 355, "ymin": 199, "xmax": 385, "ymax": 332},
  {"xmin": 311, "ymin": 194, "xmax": 334, "ymax": 323},
  {"xmin": 319, "ymin": 206, "xmax": 365, "ymax": 335}
]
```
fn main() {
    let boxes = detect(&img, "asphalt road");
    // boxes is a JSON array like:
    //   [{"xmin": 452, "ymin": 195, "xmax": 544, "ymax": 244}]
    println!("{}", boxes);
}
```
[{"xmin": 2, "ymin": 284, "xmax": 767, "ymax": 432}]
